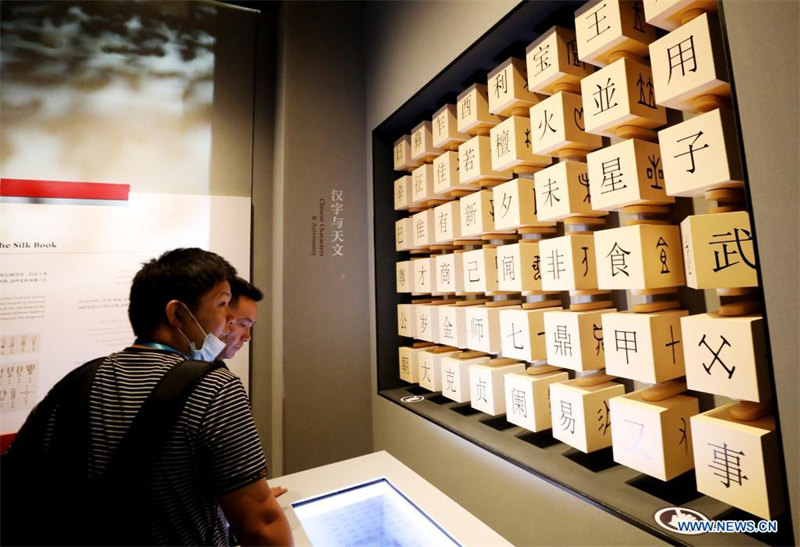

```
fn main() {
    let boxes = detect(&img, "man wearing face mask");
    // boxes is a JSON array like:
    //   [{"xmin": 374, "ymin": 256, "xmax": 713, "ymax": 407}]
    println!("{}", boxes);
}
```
[{"xmin": 3, "ymin": 248, "xmax": 292, "ymax": 546}]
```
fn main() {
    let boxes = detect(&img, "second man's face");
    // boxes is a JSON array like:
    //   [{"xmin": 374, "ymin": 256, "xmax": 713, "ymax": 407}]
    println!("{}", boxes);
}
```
[{"xmin": 220, "ymin": 296, "xmax": 258, "ymax": 359}]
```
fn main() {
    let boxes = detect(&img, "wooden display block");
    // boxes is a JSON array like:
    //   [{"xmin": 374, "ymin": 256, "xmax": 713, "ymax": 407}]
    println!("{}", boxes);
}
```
[
  {"xmin": 433, "ymin": 150, "xmax": 471, "ymax": 197},
  {"xmin": 396, "ymin": 260, "xmax": 411, "ymax": 293},
  {"xmin": 433, "ymin": 201, "xmax": 461, "ymax": 244},
  {"xmin": 465, "ymin": 304, "xmax": 521, "ymax": 355},
  {"xmin": 397, "ymin": 303, "xmax": 416, "ymax": 338},
  {"xmin": 459, "ymin": 189, "xmax": 496, "ymax": 237},
  {"xmin": 394, "ymin": 175, "xmax": 412, "ymax": 211},
  {"xmin": 681, "ymin": 211, "xmax": 758, "ymax": 289},
  {"xmin": 493, "ymin": 178, "xmax": 556, "ymax": 231},
  {"xmin": 649, "ymin": 12, "xmax": 730, "ymax": 112},
  {"xmin": 643, "ymin": 0, "xmax": 717, "ymax": 31},
  {"xmin": 432, "ymin": 103, "xmax": 469, "ymax": 150},
  {"xmin": 659, "ymin": 109, "xmax": 743, "ymax": 197},
  {"xmin": 691, "ymin": 404, "xmax": 786, "ymax": 520},
  {"xmin": 411, "ymin": 257, "xmax": 432, "ymax": 294},
  {"xmin": 574, "ymin": 0, "xmax": 657, "ymax": 67},
  {"xmin": 526, "ymin": 25, "xmax": 595, "ymax": 95},
  {"xmin": 610, "ymin": 390, "xmax": 700, "ymax": 481},
  {"xmin": 505, "ymin": 369, "xmax": 570, "ymax": 432},
  {"xmin": 470, "ymin": 359, "xmax": 526, "ymax": 415},
  {"xmin": 457, "ymin": 83, "xmax": 502, "ymax": 136},
  {"xmin": 434, "ymin": 252, "xmax": 464, "ymax": 295},
  {"xmin": 462, "ymin": 247, "xmax": 498, "ymax": 294},
  {"xmin": 550, "ymin": 378, "xmax": 625, "ymax": 453},
  {"xmin": 490, "ymin": 116, "xmax": 553, "ymax": 173},
  {"xmin": 544, "ymin": 308, "xmax": 616, "ymax": 371},
  {"xmin": 539, "ymin": 233, "xmax": 598, "ymax": 291},
  {"xmin": 393, "ymin": 134, "xmax": 422, "ymax": 172},
  {"xmin": 414, "ymin": 303, "xmax": 438, "ymax": 343},
  {"xmin": 395, "ymin": 217, "xmax": 413, "ymax": 252},
  {"xmin": 530, "ymin": 91, "xmax": 603, "ymax": 156},
  {"xmin": 500, "ymin": 306, "xmax": 562, "ymax": 362},
  {"xmin": 411, "ymin": 120, "xmax": 443, "ymax": 163},
  {"xmin": 399, "ymin": 345, "xmax": 420, "ymax": 383},
  {"xmin": 534, "ymin": 161, "xmax": 606, "ymax": 221},
  {"xmin": 458, "ymin": 135, "xmax": 512, "ymax": 186},
  {"xmin": 496, "ymin": 241, "xmax": 543, "ymax": 293},
  {"xmin": 587, "ymin": 138, "xmax": 674, "ymax": 210},
  {"xmin": 411, "ymin": 163, "xmax": 435, "ymax": 205},
  {"xmin": 441, "ymin": 353, "xmax": 491, "ymax": 403},
  {"xmin": 602, "ymin": 309, "xmax": 689, "ymax": 383},
  {"xmin": 487, "ymin": 57, "xmax": 541, "ymax": 117},
  {"xmin": 594, "ymin": 224, "xmax": 685, "ymax": 290},
  {"xmin": 437, "ymin": 304, "xmax": 476, "ymax": 349},
  {"xmin": 580, "ymin": 58, "xmax": 667, "ymax": 137},
  {"xmin": 411, "ymin": 209, "xmax": 434, "ymax": 249},
  {"xmin": 418, "ymin": 346, "xmax": 460, "ymax": 392},
  {"xmin": 681, "ymin": 313, "xmax": 770, "ymax": 403}
]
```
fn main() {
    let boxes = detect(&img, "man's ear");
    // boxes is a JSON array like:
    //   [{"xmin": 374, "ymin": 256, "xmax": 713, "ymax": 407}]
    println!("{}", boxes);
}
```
[{"xmin": 165, "ymin": 300, "xmax": 184, "ymax": 328}]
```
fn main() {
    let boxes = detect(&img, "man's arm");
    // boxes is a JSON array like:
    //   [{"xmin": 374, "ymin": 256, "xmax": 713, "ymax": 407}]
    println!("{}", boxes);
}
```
[{"xmin": 219, "ymin": 479, "xmax": 293, "ymax": 546}]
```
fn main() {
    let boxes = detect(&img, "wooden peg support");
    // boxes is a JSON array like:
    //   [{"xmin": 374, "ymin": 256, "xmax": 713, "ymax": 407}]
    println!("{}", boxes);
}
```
[
  {"xmin": 729, "ymin": 400, "xmax": 772, "ymax": 422},
  {"xmin": 526, "ymin": 364, "xmax": 562, "ymax": 376},
  {"xmin": 640, "ymin": 380, "xmax": 687, "ymax": 402},
  {"xmin": 575, "ymin": 371, "xmax": 616, "ymax": 387}
]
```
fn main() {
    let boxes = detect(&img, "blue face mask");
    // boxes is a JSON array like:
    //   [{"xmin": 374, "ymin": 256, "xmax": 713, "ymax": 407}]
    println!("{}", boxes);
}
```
[{"xmin": 176, "ymin": 303, "xmax": 227, "ymax": 362}]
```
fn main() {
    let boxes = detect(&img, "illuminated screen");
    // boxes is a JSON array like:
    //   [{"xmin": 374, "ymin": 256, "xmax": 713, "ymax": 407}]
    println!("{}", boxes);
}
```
[{"xmin": 292, "ymin": 478, "xmax": 461, "ymax": 546}]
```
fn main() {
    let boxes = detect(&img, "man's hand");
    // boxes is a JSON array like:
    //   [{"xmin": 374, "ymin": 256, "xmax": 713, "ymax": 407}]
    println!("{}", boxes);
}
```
[{"xmin": 271, "ymin": 486, "xmax": 288, "ymax": 498}]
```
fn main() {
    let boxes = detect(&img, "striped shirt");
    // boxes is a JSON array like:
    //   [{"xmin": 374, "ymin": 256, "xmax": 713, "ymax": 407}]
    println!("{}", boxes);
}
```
[{"xmin": 51, "ymin": 348, "xmax": 267, "ymax": 545}]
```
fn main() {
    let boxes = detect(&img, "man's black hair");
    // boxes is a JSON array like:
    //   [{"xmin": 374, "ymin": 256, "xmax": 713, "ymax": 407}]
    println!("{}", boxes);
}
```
[
  {"xmin": 230, "ymin": 276, "xmax": 264, "ymax": 306},
  {"xmin": 128, "ymin": 248, "xmax": 237, "ymax": 338}
]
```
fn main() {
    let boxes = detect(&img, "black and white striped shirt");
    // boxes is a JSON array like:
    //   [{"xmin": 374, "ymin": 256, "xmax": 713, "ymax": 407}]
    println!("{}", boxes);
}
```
[{"xmin": 63, "ymin": 347, "xmax": 267, "ymax": 545}]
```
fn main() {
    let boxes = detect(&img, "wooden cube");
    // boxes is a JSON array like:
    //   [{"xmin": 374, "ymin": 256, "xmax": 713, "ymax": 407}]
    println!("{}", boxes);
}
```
[
  {"xmin": 411, "ymin": 120, "xmax": 443, "ymax": 163},
  {"xmin": 602, "ymin": 309, "xmax": 689, "ymax": 383},
  {"xmin": 691, "ymin": 404, "xmax": 786, "ymax": 519},
  {"xmin": 462, "ymin": 247, "xmax": 497, "ymax": 294},
  {"xmin": 587, "ymin": 138, "xmax": 674, "ymax": 210},
  {"xmin": 530, "ymin": 91, "xmax": 603, "ymax": 155},
  {"xmin": 574, "ymin": 0, "xmax": 658, "ymax": 67},
  {"xmin": 534, "ymin": 161, "xmax": 606, "ymax": 221},
  {"xmin": 493, "ymin": 177, "xmax": 556, "ymax": 230},
  {"xmin": 526, "ymin": 25, "xmax": 595, "ymax": 95},
  {"xmin": 441, "ymin": 353, "xmax": 491, "ymax": 403},
  {"xmin": 432, "ymin": 150, "xmax": 470, "ymax": 197},
  {"xmin": 396, "ymin": 260, "xmax": 411, "ymax": 293},
  {"xmin": 580, "ymin": 58, "xmax": 667, "ymax": 137},
  {"xmin": 465, "ymin": 304, "xmax": 520, "ymax": 355},
  {"xmin": 395, "ymin": 217, "xmax": 413, "ymax": 252},
  {"xmin": 649, "ymin": 12, "xmax": 730, "ymax": 112},
  {"xmin": 459, "ymin": 190, "xmax": 496, "ymax": 237},
  {"xmin": 393, "ymin": 134, "xmax": 422, "ymax": 172},
  {"xmin": 418, "ymin": 346, "xmax": 460, "ymax": 392},
  {"xmin": 659, "ymin": 109, "xmax": 744, "ymax": 197},
  {"xmin": 411, "ymin": 163, "xmax": 435, "ymax": 205},
  {"xmin": 500, "ymin": 306, "xmax": 562, "ymax": 362},
  {"xmin": 643, "ymin": 0, "xmax": 717, "ymax": 31},
  {"xmin": 399, "ymin": 345, "xmax": 426, "ymax": 383},
  {"xmin": 487, "ymin": 57, "xmax": 541, "ymax": 117},
  {"xmin": 544, "ymin": 308, "xmax": 616, "ymax": 371},
  {"xmin": 434, "ymin": 252, "xmax": 464, "ymax": 295},
  {"xmin": 438, "ymin": 304, "xmax": 472, "ymax": 349},
  {"xmin": 411, "ymin": 209, "xmax": 434, "ymax": 249},
  {"xmin": 397, "ymin": 303, "xmax": 416, "ymax": 338},
  {"xmin": 505, "ymin": 370, "xmax": 570, "ymax": 431},
  {"xmin": 432, "ymin": 201, "xmax": 461, "ymax": 244},
  {"xmin": 610, "ymin": 390, "xmax": 700, "ymax": 480},
  {"xmin": 681, "ymin": 211, "xmax": 758, "ymax": 289},
  {"xmin": 550, "ymin": 379, "xmax": 626, "ymax": 452},
  {"xmin": 594, "ymin": 224, "xmax": 685, "ymax": 290},
  {"xmin": 496, "ymin": 241, "xmax": 543, "ymax": 293},
  {"xmin": 681, "ymin": 313, "xmax": 770, "ymax": 403},
  {"xmin": 458, "ymin": 135, "xmax": 512, "ymax": 185},
  {"xmin": 432, "ymin": 103, "xmax": 469, "ymax": 150},
  {"xmin": 394, "ymin": 175, "xmax": 412, "ymax": 211},
  {"xmin": 539, "ymin": 233, "xmax": 599, "ymax": 291},
  {"xmin": 470, "ymin": 359, "xmax": 526, "ymax": 415},
  {"xmin": 457, "ymin": 83, "xmax": 501, "ymax": 135},
  {"xmin": 411, "ymin": 257, "xmax": 432, "ymax": 294},
  {"xmin": 414, "ymin": 303, "xmax": 438, "ymax": 343},
  {"xmin": 490, "ymin": 116, "xmax": 553, "ymax": 172}
]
